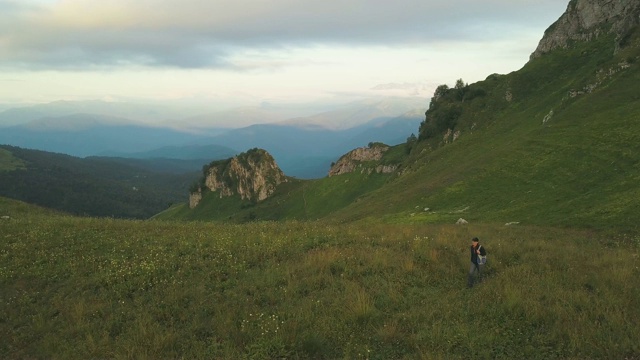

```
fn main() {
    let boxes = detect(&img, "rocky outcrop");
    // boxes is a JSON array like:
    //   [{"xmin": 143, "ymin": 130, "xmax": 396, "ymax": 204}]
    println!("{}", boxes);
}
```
[
  {"xmin": 189, "ymin": 190, "xmax": 203, "ymax": 209},
  {"xmin": 443, "ymin": 128, "xmax": 461, "ymax": 144},
  {"xmin": 328, "ymin": 143, "xmax": 396, "ymax": 177},
  {"xmin": 189, "ymin": 148, "xmax": 287, "ymax": 208},
  {"xmin": 375, "ymin": 165, "xmax": 398, "ymax": 174},
  {"xmin": 530, "ymin": 0, "xmax": 640, "ymax": 59}
]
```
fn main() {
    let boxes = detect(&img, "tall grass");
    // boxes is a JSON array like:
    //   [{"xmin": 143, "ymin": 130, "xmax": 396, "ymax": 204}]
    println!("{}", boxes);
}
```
[{"xmin": 1, "ymin": 203, "xmax": 639, "ymax": 359}]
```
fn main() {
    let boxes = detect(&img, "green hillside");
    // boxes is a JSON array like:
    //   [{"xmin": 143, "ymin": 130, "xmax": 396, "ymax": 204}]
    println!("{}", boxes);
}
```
[
  {"xmin": 164, "ymin": 29, "xmax": 640, "ymax": 231},
  {"xmin": 0, "ymin": 195, "xmax": 67, "ymax": 218},
  {"xmin": 155, "ymin": 171, "xmax": 394, "ymax": 222},
  {"xmin": 330, "ymin": 30, "xmax": 640, "ymax": 229},
  {"xmin": 291, "ymin": 33, "xmax": 640, "ymax": 228}
]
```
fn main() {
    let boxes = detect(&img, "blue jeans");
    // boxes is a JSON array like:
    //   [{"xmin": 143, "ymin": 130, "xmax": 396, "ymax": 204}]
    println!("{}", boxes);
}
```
[{"xmin": 468, "ymin": 262, "xmax": 484, "ymax": 287}]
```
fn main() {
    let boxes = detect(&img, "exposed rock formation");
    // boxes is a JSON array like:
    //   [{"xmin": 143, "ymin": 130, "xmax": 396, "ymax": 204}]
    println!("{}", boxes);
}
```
[
  {"xmin": 563, "ymin": 59, "xmax": 633, "ymax": 100},
  {"xmin": 543, "ymin": 109, "xmax": 554, "ymax": 124},
  {"xmin": 443, "ymin": 128, "xmax": 461, "ymax": 144},
  {"xmin": 328, "ymin": 143, "xmax": 396, "ymax": 177},
  {"xmin": 190, "ymin": 148, "xmax": 287, "ymax": 208},
  {"xmin": 189, "ymin": 190, "xmax": 202, "ymax": 209},
  {"xmin": 530, "ymin": 0, "xmax": 640, "ymax": 59}
]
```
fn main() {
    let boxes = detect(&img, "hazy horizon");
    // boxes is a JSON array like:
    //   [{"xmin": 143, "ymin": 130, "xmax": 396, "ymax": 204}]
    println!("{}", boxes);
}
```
[{"xmin": 0, "ymin": 95, "xmax": 429, "ymax": 129}]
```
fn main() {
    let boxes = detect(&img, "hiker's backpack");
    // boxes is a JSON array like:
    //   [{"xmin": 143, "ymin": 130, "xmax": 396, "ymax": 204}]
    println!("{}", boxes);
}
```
[{"xmin": 478, "ymin": 245, "xmax": 487, "ymax": 265}]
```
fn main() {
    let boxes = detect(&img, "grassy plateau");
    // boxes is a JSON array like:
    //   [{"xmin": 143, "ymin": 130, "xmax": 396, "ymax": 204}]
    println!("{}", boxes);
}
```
[{"xmin": 2, "ymin": 198, "xmax": 639, "ymax": 359}]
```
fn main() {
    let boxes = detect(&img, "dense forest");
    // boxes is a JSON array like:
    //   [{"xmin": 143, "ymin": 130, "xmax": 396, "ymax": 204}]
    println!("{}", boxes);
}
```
[{"xmin": 0, "ymin": 145, "xmax": 199, "ymax": 219}]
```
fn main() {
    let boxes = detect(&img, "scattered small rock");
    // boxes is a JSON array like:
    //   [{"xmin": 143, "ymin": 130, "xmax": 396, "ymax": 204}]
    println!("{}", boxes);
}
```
[
  {"xmin": 505, "ymin": 222, "xmax": 520, "ymax": 226},
  {"xmin": 505, "ymin": 90, "xmax": 513, "ymax": 102},
  {"xmin": 456, "ymin": 218, "xmax": 468, "ymax": 225},
  {"xmin": 543, "ymin": 109, "xmax": 554, "ymax": 124}
]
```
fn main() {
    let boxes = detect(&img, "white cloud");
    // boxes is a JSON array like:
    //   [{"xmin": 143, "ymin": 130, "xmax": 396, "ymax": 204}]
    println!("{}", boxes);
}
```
[
  {"xmin": 1, "ymin": 0, "xmax": 567, "ymax": 70},
  {"xmin": 0, "ymin": 0, "xmax": 570, "ymax": 108}
]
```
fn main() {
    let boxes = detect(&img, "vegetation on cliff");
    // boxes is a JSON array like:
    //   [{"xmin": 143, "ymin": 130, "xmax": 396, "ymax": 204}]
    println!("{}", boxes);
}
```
[{"xmin": 190, "ymin": 148, "xmax": 287, "ymax": 207}]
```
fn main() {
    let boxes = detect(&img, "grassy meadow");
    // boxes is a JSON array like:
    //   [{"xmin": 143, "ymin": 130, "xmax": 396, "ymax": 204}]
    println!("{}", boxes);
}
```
[{"xmin": 2, "ymin": 198, "xmax": 639, "ymax": 359}]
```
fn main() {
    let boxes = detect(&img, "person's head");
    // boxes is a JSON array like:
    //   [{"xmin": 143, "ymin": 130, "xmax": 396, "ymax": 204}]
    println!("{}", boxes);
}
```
[{"xmin": 472, "ymin": 237, "xmax": 479, "ymax": 245}]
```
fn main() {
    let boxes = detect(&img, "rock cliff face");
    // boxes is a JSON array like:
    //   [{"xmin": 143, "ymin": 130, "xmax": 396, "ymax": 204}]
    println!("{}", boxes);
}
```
[
  {"xmin": 189, "ymin": 190, "xmax": 202, "ymax": 209},
  {"xmin": 328, "ymin": 143, "xmax": 397, "ymax": 177},
  {"xmin": 190, "ymin": 148, "xmax": 287, "ymax": 208},
  {"xmin": 530, "ymin": 0, "xmax": 640, "ymax": 59}
]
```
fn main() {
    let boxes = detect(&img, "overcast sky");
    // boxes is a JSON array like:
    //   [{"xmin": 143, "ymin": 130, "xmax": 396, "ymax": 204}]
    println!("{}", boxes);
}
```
[{"xmin": 0, "ymin": 0, "xmax": 568, "ymax": 108}]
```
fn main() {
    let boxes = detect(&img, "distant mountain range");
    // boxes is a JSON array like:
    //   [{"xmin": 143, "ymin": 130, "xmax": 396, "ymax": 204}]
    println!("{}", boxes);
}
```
[
  {"xmin": 204, "ymin": 115, "xmax": 420, "ymax": 177},
  {"xmin": 0, "ymin": 100, "xmax": 198, "ymax": 127},
  {"xmin": 277, "ymin": 97, "xmax": 425, "ymax": 130},
  {"xmin": 100, "ymin": 144, "xmax": 238, "ymax": 160},
  {"xmin": 0, "ymin": 98, "xmax": 426, "ymax": 178},
  {"xmin": 0, "ymin": 113, "xmax": 219, "ymax": 157}
]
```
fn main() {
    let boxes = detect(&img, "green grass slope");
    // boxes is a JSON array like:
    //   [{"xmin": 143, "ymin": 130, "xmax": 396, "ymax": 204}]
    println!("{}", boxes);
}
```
[
  {"xmin": 2, "ymin": 197, "xmax": 639, "ymax": 358},
  {"xmin": 0, "ymin": 196, "xmax": 68, "ymax": 219},
  {"xmin": 155, "ymin": 170, "xmax": 394, "ymax": 223},
  {"xmin": 327, "ymin": 31, "xmax": 640, "ymax": 230},
  {"xmin": 160, "ymin": 31, "xmax": 640, "ymax": 231}
]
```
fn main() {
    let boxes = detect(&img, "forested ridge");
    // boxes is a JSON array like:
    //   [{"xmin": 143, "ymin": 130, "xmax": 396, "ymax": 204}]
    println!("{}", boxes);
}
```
[{"xmin": 0, "ymin": 145, "xmax": 198, "ymax": 219}]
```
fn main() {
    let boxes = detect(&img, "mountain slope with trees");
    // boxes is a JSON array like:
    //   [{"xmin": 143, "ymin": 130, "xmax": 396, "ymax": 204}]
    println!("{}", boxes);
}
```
[{"xmin": 0, "ymin": 145, "xmax": 199, "ymax": 219}]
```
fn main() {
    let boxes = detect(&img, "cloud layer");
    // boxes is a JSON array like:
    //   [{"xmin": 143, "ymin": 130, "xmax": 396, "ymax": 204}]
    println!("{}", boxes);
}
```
[{"xmin": 1, "ymin": 0, "xmax": 566, "ymax": 70}]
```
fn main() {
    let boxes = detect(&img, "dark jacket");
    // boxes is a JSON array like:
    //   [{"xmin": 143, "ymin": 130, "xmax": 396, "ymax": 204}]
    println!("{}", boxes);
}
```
[{"xmin": 470, "ymin": 244, "xmax": 486, "ymax": 264}]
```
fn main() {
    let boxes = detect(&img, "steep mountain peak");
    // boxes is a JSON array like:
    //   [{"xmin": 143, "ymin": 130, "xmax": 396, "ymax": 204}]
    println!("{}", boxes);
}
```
[
  {"xmin": 530, "ymin": 0, "xmax": 640, "ymax": 59},
  {"xmin": 189, "ymin": 148, "xmax": 287, "ymax": 208}
]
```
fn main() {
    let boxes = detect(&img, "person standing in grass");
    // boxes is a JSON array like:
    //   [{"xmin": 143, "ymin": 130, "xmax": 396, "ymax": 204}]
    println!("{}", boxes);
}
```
[{"xmin": 468, "ymin": 237, "xmax": 486, "ymax": 288}]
